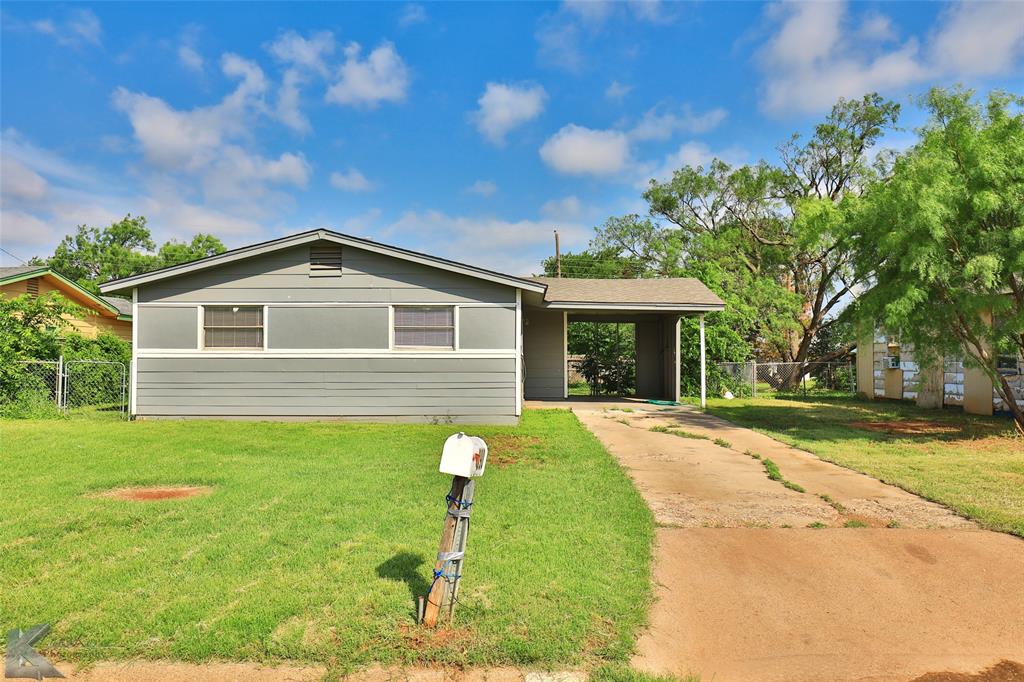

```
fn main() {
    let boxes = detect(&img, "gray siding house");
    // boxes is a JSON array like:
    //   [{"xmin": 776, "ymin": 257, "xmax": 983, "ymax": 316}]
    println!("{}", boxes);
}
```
[{"xmin": 100, "ymin": 229, "xmax": 723, "ymax": 423}]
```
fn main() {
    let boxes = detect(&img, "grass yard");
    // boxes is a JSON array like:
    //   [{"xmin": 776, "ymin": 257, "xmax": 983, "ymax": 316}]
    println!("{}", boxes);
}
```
[
  {"xmin": 0, "ymin": 410, "xmax": 653, "ymax": 671},
  {"xmin": 701, "ymin": 396, "xmax": 1024, "ymax": 537}
]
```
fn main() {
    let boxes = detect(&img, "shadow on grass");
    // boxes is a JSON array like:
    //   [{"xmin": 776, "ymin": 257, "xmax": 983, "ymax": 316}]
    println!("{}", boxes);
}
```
[{"xmin": 377, "ymin": 551, "xmax": 431, "ymax": 615}]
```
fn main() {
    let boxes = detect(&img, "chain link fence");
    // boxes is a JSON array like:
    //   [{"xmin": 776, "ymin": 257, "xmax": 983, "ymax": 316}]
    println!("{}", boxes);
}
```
[
  {"xmin": 717, "ymin": 361, "xmax": 856, "ymax": 399},
  {"xmin": 1, "ymin": 357, "xmax": 127, "ymax": 418}
]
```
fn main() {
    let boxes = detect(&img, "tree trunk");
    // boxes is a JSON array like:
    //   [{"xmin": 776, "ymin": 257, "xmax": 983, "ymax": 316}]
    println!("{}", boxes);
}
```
[{"xmin": 995, "ymin": 373, "xmax": 1024, "ymax": 433}]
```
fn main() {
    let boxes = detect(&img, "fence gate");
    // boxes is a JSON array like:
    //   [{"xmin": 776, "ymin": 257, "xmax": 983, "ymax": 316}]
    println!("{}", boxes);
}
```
[
  {"xmin": 5, "ymin": 357, "xmax": 127, "ymax": 418},
  {"xmin": 63, "ymin": 359, "xmax": 128, "ymax": 417}
]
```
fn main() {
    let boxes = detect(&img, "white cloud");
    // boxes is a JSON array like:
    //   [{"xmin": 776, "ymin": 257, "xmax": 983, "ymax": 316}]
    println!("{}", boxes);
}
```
[
  {"xmin": 177, "ymin": 25, "xmax": 205, "ymax": 72},
  {"xmin": 275, "ymin": 69, "xmax": 310, "ymax": 134},
  {"xmin": 380, "ymin": 209, "xmax": 589, "ymax": 277},
  {"xmin": 540, "ymin": 195, "xmax": 583, "ymax": 221},
  {"xmin": 330, "ymin": 168, "xmax": 374, "ymax": 192},
  {"xmin": 930, "ymin": 2, "xmax": 1024, "ymax": 75},
  {"xmin": 265, "ymin": 31, "xmax": 337, "ymax": 134},
  {"xmin": 1, "ymin": 156, "xmax": 48, "ymax": 202},
  {"xmin": 537, "ymin": 0, "xmax": 677, "ymax": 71},
  {"xmin": 466, "ymin": 180, "xmax": 498, "ymax": 197},
  {"xmin": 472, "ymin": 82, "xmax": 547, "ymax": 145},
  {"xmin": 111, "ymin": 54, "xmax": 309, "ymax": 220},
  {"xmin": 326, "ymin": 42, "xmax": 410, "ymax": 108},
  {"xmin": 31, "ymin": 8, "xmax": 101, "ymax": 47},
  {"xmin": 628, "ymin": 104, "xmax": 728, "ymax": 141},
  {"xmin": 535, "ymin": 19, "xmax": 584, "ymax": 73},
  {"xmin": 858, "ymin": 13, "xmax": 896, "ymax": 42},
  {"xmin": 627, "ymin": 0, "xmax": 675, "ymax": 24},
  {"xmin": 0, "ymin": 209, "xmax": 57, "ymax": 248},
  {"xmin": 756, "ymin": 1, "xmax": 1024, "ymax": 116},
  {"xmin": 267, "ymin": 30, "xmax": 335, "ymax": 76},
  {"xmin": 539, "ymin": 124, "xmax": 631, "ymax": 176},
  {"xmin": 178, "ymin": 45, "xmax": 204, "ymax": 72},
  {"xmin": 399, "ymin": 4, "xmax": 428, "ymax": 28},
  {"xmin": 112, "ymin": 53, "xmax": 269, "ymax": 170},
  {"xmin": 563, "ymin": 0, "xmax": 614, "ymax": 26},
  {"xmin": 638, "ymin": 141, "xmax": 748, "ymax": 187},
  {"xmin": 605, "ymin": 80, "xmax": 632, "ymax": 101},
  {"xmin": 0, "ymin": 130, "xmax": 276, "ymax": 263}
]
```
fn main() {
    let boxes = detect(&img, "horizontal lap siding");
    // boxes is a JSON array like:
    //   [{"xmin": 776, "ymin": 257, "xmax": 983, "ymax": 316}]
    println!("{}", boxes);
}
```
[
  {"xmin": 138, "ymin": 243, "xmax": 516, "ymax": 305},
  {"xmin": 136, "ymin": 357, "xmax": 517, "ymax": 419}
]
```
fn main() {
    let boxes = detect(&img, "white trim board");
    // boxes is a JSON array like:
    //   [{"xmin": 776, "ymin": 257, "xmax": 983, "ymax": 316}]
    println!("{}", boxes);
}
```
[
  {"xmin": 136, "ymin": 351, "xmax": 518, "ymax": 360},
  {"xmin": 130, "ymin": 287, "xmax": 138, "ymax": 416},
  {"xmin": 136, "ymin": 301, "xmax": 516, "ymax": 308}
]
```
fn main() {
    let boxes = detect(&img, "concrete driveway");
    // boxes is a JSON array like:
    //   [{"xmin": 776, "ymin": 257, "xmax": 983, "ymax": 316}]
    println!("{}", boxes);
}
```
[{"xmin": 550, "ymin": 401, "xmax": 1024, "ymax": 682}]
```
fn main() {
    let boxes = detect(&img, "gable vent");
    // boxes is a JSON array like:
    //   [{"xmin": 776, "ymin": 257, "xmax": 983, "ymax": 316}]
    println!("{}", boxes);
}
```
[
  {"xmin": 26, "ymin": 277, "xmax": 39, "ymax": 296},
  {"xmin": 309, "ymin": 245, "xmax": 343, "ymax": 277}
]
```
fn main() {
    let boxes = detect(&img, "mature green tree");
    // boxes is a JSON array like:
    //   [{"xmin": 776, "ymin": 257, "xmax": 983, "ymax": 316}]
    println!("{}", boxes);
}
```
[
  {"xmin": 156, "ymin": 233, "xmax": 228, "ymax": 269},
  {"xmin": 37, "ymin": 215, "xmax": 227, "ymax": 294},
  {"xmin": 644, "ymin": 94, "xmax": 900, "ymax": 369},
  {"xmin": 851, "ymin": 88, "xmax": 1024, "ymax": 429}
]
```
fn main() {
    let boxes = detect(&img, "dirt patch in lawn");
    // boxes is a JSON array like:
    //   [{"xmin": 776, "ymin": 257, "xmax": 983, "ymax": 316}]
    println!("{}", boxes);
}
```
[
  {"xmin": 850, "ymin": 419, "xmax": 962, "ymax": 436},
  {"xmin": 485, "ymin": 434, "xmax": 543, "ymax": 467},
  {"xmin": 910, "ymin": 660, "xmax": 1024, "ymax": 682},
  {"xmin": 100, "ymin": 486, "xmax": 213, "ymax": 501},
  {"xmin": 398, "ymin": 622, "xmax": 476, "ymax": 652}
]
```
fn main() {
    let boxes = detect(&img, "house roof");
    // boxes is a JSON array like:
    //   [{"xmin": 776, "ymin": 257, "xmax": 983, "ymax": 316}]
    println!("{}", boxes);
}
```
[
  {"xmin": 101, "ymin": 296, "xmax": 134, "ymax": 316},
  {"xmin": 99, "ymin": 229, "xmax": 548, "ymax": 295},
  {"xmin": 530, "ymin": 276, "xmax": 725, "ymax": 312},
  {"xmin": 0, "ymin": 265, "xmax": 48, "ymax": 280},
  {"xmin": 1, "ymin": 266, "xmax": 132, "ymax": 319}
]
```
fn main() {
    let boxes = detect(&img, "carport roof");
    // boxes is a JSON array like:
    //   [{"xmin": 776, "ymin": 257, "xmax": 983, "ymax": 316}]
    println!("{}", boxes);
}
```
[{"xmin": 529, "ymin": 276, "xmax": 725, "ymax": 312}]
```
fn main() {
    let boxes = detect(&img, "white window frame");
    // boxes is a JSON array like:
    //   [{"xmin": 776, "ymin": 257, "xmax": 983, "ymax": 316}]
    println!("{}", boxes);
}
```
[
  {"xmin": 391, "ymin": 304, "xmax": 458, "ymax": 351},
  {"xmin": 199, "ymin": 304, "xmax": 267, "ymax": 352}
]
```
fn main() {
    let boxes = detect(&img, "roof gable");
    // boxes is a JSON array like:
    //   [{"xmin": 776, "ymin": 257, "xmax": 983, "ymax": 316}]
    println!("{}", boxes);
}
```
[
  {"xmin": 99, "ymin": 229, "xmax": 546, "ymax": 295},
  {"xmin": 1, "ymin": 266, "xmax": 131, "ymax": 319}
]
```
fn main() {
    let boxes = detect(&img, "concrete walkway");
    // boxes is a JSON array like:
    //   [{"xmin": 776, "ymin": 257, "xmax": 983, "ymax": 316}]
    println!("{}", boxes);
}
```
[{"xmin": 556, "ymin": 401, "xmax": 1024, "ymax": 682}]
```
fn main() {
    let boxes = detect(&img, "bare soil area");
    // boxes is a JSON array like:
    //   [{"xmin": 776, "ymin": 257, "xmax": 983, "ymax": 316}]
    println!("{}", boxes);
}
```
[
  {"xmin": 99, "ymin": 486, "xmax": 213, "ymax": 501},
  {"xmin": 850, "ymin": 420, "xmax": 962, "ymax": 436}
]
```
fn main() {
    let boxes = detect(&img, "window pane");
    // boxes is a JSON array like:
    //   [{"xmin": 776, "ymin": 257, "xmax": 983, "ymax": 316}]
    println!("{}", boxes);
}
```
[
  {"xmin": 203, "ymin": 306, "xmax": 263, "ymax": 348},
  {"xmin": 205, "ymin": 327, "xmax": 263, "ymax": 348},
  {"xmin": 395, "ymin": 328, "xmax": 454, "ymax": 347},
  {"xmin": 205, "ymin": 306, "xmax": 262, "ymax": 326},
  {"xmin": 394, "ymin": 306, "xmax": 453, "ymax": 327},
  {"xmin": 393, "ymin": 306, "xmax": 454, "ymax": 348}
]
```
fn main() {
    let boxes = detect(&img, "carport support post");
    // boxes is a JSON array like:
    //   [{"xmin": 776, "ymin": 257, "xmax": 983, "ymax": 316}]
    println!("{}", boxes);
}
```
[{"xmin": 699, "ymin": 315, "xmax": 706, "ymax": 409}]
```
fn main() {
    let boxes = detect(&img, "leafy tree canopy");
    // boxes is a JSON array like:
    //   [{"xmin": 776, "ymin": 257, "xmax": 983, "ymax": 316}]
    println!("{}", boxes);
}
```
[
  {"xmin": 549, "ymin": 94, "xmax": 900, "ymax": 390},
  {"xmin": 33, "ymin": 215, "xmax": 227, "ymax": 295},
  {"xmin": 851, "ymin": 87, "xmax": 1024, "ymax": 428}
]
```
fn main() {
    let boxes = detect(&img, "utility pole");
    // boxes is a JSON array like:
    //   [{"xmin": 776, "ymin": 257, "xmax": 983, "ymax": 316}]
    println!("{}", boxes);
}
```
[{"xmin": 554, "ymin": 229, "xmax": 561, "ymax": 278}]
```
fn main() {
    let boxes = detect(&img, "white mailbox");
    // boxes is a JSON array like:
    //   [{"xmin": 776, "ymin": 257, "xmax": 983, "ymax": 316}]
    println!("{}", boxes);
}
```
[{"xmin": 439, "ymin": 432, "xmax": 488, "ymax": 478}]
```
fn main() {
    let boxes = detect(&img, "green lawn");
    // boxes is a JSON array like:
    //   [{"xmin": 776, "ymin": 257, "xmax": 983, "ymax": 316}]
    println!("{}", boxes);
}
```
[
  {"xmin": 0, "ymin": 410, "xmax": 653, "ymax": 671},
  {"xmin": 700, "ymin": 396, "xmax": 1024, "ymax": 537}
]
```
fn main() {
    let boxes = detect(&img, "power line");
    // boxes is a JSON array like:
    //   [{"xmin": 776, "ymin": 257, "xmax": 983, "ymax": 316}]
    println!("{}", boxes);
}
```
[{"xmin": 0, "ymin": 247, "xmax": 28, "ymax": 264}]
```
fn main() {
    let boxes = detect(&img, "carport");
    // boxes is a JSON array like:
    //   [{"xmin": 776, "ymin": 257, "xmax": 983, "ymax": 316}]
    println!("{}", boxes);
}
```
[{"xmin": 521, "ymin": 277, "xmax": 725, "ymax": 407}]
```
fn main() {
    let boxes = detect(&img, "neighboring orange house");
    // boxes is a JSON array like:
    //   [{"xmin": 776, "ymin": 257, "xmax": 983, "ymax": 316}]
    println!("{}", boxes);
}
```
[{"xmin": 0, "ymin": 266, "xmax": 132, "ymax": 341}]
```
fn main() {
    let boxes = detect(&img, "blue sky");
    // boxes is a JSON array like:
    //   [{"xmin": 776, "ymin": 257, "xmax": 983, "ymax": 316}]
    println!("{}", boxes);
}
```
[{"xmin": 2, "ymin": 1, "xmax": 1022, "ymax": 275}]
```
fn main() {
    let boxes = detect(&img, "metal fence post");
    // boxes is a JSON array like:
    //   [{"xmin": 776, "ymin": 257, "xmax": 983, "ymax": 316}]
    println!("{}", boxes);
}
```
[
  {"xmin": 56, "ymin": 355, "xmax": 64, "ymax": 411},
  {"xmin": 751, "ymin": 360, "xmax": 757, "ymax": 398}
]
